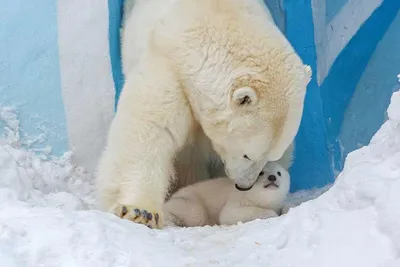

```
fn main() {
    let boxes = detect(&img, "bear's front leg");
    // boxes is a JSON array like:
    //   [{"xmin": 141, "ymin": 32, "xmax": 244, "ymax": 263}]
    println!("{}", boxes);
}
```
[{"xmin": 96, "ymin": 50, "xmax": 193, "ymax": 229}]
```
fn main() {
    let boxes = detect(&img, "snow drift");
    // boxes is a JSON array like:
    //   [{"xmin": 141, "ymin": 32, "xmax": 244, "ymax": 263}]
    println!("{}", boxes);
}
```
[{"xmin": 1, "ymin": 86, "xmax": 400, "ymax": 266}]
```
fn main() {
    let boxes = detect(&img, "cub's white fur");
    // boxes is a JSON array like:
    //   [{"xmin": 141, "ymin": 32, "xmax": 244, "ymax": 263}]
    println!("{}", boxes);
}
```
[
  {"xmin": 96, "ymin": 0, "xmax": 311, "ymax": 228},
  {"xmin": 164, "ymin": 162, "xmax": 290, "ymax": 227}
]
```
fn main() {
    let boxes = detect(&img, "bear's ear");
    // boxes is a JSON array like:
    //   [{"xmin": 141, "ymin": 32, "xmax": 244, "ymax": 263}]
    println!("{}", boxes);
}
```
[{"xmin": 232, "ymin": 87, "xmax": 258, "ymax": 107}]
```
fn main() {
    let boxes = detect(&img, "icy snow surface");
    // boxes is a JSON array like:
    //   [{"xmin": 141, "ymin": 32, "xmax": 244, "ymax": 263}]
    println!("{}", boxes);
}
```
[{"xmin": 1, "ymin": 89, "xmax": 400, "ymax": 266}]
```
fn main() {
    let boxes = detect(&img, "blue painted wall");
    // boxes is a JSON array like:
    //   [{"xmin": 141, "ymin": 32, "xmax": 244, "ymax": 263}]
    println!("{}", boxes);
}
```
[
  {"xmin": 286, "ymin": 0, "xmax": 399, "ymax": 190},
  {"xmin": 326, "ymin": 0, "xmax": 348, "ymax": 22},
  {"xmin": 0, "ymin": 0, "xmax": 67, "ymax": 154},
  {"xmin": 283, "ymin": 0, "xmax": 334, "ymax": 191},
  {"xmin": 108, "ymin": 0, "xmax": 125, "ymax": 109},
  {"xmin": 319, "ymin": 0, "xmax": 400, "ymax": 174},
  {"xmin": 340, "ymin": 10, "xmax": 400, "ymax": 158}
]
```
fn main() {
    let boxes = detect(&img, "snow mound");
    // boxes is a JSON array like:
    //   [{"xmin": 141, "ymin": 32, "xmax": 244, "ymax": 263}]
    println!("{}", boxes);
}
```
[{"xmin": 1, "ymin": 89, "xmax": 400, "ymax": 266}]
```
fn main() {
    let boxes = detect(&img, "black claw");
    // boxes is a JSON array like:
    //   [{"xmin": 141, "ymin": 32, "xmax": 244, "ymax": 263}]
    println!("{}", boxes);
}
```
[
  {"xmin": 155, "ymin": 213, "xmax": 159, "ymax": 225},
  {"xmin": 147, "ymin": 225, "xmax": 153, "ymax": 229},
  {"xmin": 121, "ymin": 206, "xmax": 128, "ymax": 217},
  {"xmin": 142, "ymin": 210, "xmax": 149, "ymax": 222}
]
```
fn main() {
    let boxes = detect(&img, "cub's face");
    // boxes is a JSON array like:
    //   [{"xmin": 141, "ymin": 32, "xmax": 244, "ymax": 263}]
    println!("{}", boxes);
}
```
[{"xmin": 250, "ymin": 161, "xmax": 291, "ymax": 205}]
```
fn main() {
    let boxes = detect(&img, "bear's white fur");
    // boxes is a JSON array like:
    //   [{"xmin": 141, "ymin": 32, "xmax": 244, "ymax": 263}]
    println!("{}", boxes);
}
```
[
  {"xmin": 164, "ymin": 161, "xmax": 290, "ymax": 227},
  {"xmin": 96, "ymin": 0, "xmax": 311, "ymax": 228}
]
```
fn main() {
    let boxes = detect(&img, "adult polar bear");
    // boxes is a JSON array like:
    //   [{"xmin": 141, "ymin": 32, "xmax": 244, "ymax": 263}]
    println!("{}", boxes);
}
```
[{"xmin": 97, "ymin": 0, "xmax": 311, "ymax": 229}]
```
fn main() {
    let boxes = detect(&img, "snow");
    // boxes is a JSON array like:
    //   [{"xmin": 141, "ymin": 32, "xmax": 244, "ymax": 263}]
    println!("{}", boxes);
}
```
[{"xmin": 1, "ymin": 88, "xmax": 400, "ymax": 267}]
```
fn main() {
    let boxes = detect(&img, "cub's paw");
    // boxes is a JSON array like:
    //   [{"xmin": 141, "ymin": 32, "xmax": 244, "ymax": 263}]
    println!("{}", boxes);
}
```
[{"xmin": 114, "ymin": 205, "xmax": 163, "ymax": 229}]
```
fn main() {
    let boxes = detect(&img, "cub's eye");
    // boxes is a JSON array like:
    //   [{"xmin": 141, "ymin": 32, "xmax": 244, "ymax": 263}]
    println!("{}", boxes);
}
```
[
  {"xmin": 243, "ymin": 155, "xmax": 250, "ymax": 160},
  {"xmin": 277, "ymin": 171, "xmax": 281, "ymax": 177},
  {"xmin": 259, "ymin": 171, "xmax": 264, "ymax": 176}
]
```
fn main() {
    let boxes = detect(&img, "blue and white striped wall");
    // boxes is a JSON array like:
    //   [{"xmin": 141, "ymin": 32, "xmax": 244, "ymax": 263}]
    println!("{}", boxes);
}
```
[
  {"xmin": 0, "ymin": 0, "xmax": 399, "ymax": 191},
  {"xmin": 284, "ymin": 0, "xmax": 400, "ymax": 190}
]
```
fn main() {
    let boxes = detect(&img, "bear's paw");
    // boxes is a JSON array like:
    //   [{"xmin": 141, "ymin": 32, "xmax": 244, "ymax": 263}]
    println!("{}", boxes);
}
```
[{"xmin": 114, "ymin": 205, "xmax": 163, "ymax": 229}]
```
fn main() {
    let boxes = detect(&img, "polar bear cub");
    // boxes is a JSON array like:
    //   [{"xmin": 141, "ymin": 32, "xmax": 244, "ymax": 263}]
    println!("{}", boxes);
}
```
[{"xmin": 164, "ymin": 161, "xmax": 290, "ymax": 227}]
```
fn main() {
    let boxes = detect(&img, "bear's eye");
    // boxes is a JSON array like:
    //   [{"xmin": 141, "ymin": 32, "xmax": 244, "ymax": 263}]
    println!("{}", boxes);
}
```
[
  {"xmin": 243, "ymin": 155, "xmax": 250, "ymax": 160},
  {"xmin": 259, "ymin": 171, "xmax": 264, "ymax": 176},
  {"xmin": 239, "ymin": 95, "xmax": 251, "ymax": 105},
  {"xmin": 277, "ymin": 171, "xmax": 281, "ymax": 177}
]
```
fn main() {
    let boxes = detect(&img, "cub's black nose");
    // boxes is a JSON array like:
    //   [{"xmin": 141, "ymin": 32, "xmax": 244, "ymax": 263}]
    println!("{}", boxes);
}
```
[{"xmin": 268, "ymin": 175, "xmax": 277, "ymax": 182}]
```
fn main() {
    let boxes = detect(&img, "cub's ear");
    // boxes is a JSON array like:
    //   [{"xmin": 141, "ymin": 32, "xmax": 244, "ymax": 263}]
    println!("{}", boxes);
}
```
[{"xmin": 231, "ymin": 87, "xmax": 257, "ymax": 107}]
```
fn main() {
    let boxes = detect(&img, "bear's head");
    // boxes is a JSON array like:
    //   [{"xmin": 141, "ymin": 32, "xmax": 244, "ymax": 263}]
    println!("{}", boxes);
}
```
[
  {"xmin": 154, "ymin": 0, "xmax": 312, "ymax": 190},
  {"xmin": 203, "ymin": 59, "xmax": 311, "ymax": 191}
]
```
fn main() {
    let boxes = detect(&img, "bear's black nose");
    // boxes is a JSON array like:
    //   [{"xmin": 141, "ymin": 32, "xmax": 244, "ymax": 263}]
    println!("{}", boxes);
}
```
[{"xmin": 268, "ymin": 175, "xmax": 276, "ymax": 182}]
